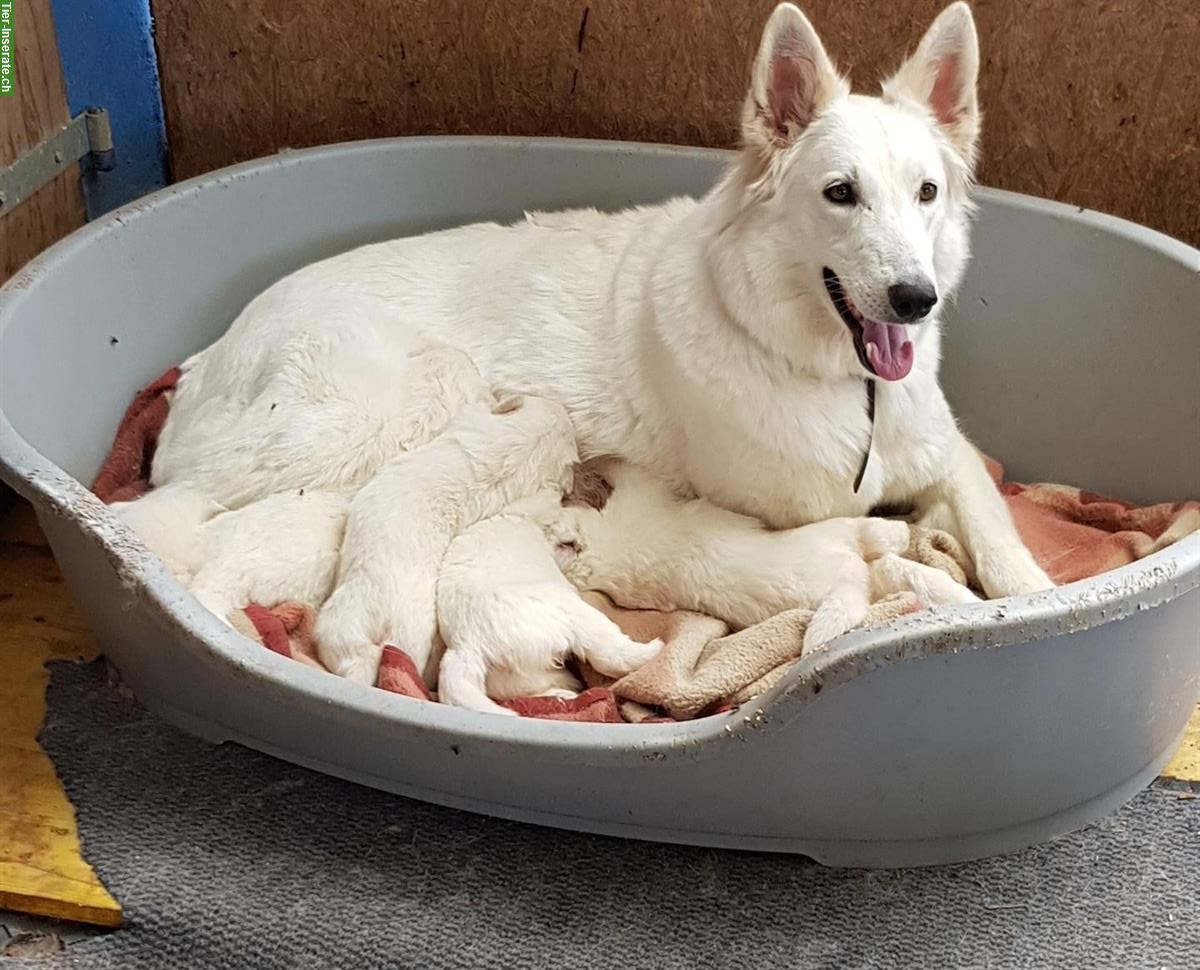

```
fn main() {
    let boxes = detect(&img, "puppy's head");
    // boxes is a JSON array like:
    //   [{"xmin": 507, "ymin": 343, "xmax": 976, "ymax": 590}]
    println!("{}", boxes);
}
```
[
  {"xmin": 727, "ymin": 2, "xmax": 980, "ymax": 383},
  {"xmin": 483, "ymin": 392, "xmax": 579, "ymax": 496}
]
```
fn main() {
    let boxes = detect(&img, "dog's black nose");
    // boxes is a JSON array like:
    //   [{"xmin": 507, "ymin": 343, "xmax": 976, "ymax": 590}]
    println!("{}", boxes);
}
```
[{"xmin": 888, "ymin": 280, "xmax": 938, "ymax": 321}]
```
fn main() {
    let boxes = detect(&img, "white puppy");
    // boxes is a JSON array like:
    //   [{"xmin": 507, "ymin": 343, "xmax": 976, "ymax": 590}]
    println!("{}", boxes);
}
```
[
  {"xmin": 437, "ymin": 493, "xmax": 663, "ymax": 717},
  {"xmin": 315, "ymin": 394, "xmax": 578, "ymax": 688},
  {"xmin": 556, "ymin": 461, "xmax": 979, "ymax": 649},
  {"xmin": 111, "ymin": 481, "xmax": 225, "ymax": 583},
  {"xmin": 114, "ymin": 484, "xmax": 349, "ymax": 628},
  {"xmin": 187, "ymin": 489, "xmax": 349, "ymax": 624}
]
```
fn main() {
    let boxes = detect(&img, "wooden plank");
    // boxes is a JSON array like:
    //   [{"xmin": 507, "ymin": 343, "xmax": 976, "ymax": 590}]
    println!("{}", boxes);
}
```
[
  {"xmin": 149, "ymin": 0, "xmax": 1199, "ymax": 245},
  {"xmin": 1163, "ymin": 705, "xmax": 1200, "ymax": 784},
  {"xmin": 0, "ymin": 0, "xmax": 89, "ymax": 563},
  {"xmin": 0, "ymin": 0, "xmax": 86, "ymax": 286},
  {"xmin": 0, "ymin": 500, "xmax": 49, "ymax": 548},
  {"xmin": 0, "ymin": 512, "xmax": 122, "ymax": 927}
]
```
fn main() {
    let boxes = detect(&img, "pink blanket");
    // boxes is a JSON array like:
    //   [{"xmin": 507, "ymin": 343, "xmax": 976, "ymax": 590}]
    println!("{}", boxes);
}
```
[{"xmin": 93, "ymin": 368, "xmax": 1199, "ymax": 723}]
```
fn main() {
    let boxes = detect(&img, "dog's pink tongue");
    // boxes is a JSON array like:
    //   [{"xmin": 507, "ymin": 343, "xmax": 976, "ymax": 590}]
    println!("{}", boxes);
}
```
[{"xmin": 863, "ymin": 321, "xmax": 914, "ymax": 381}]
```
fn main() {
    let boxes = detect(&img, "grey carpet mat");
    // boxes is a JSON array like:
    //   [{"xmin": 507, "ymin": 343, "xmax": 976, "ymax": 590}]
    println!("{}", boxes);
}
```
[{"xmin": 10, "ymin": 660, "xmax": 1198, "ymax": 969}]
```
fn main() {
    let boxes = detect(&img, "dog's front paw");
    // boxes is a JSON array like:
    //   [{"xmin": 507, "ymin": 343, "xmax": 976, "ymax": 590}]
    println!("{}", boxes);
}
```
[{"xmin": 974, "ymin": 545, "xmax": 1054, "ymax": 599}]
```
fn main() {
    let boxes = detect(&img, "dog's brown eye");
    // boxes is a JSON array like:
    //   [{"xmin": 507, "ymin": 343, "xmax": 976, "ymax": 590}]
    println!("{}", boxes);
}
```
[
  {"xmin": 919, "ymin": 181, "xmax": 938, "ymax": 203},
  {"xmin": 824, "ymin": 182, "xmax": 856, "ymax": 206}
]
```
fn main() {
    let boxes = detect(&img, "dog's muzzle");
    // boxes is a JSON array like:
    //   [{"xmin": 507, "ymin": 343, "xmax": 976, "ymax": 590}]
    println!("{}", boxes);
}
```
[{"xmin": 822, "ymin": 268, "xmax": 916, "ymax": 382}]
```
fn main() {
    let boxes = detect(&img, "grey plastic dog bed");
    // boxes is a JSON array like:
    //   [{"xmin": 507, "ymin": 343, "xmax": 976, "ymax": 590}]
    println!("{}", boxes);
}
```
[{"xmin": 1, "ymin": 137, "xmax": 1197, "ymax": 867}]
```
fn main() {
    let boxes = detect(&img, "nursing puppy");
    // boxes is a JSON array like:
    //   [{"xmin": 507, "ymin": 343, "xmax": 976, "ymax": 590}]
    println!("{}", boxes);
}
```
[
  {"xmin": 315, "ymin": 395, "xmax": 578, "ymax": 687},
  {"xmin": 556, "ymin": 461, "xmax": 979, "ymax": 648},
  {"xmin": 437, "ymin": 493, "xmax": 663, "ymax": 717},
  {"xmin": 187, "ymin": 489, "xmax": 349, "ymax": 624},
  {"xmin": 153, "ymin": 3, "xmax": 1052, "ymax": 604},
  {"xmin": 114, "ymin": 484, "xmax": 349, "ymax": 625},
  {"xmin": 111, "ymin": 482, "xmax": 225, "ymax": 583}
]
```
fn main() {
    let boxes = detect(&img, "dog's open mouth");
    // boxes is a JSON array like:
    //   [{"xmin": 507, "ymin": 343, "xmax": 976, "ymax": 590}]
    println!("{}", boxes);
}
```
[{"xmin": 822, "ymin": 269, "xmax": 914, "ymax": 382}]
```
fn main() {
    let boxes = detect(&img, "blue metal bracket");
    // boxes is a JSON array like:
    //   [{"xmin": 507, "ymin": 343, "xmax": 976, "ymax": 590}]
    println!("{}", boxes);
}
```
[{"xmin": 49, "ymin": 0, "xmax": 169, "ymax": 218}]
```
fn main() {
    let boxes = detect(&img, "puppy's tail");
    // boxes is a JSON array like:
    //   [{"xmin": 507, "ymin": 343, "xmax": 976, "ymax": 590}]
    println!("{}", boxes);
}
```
[{"xmin": 437, "ymin": 648, "xmax": 517, "ymax": 717}]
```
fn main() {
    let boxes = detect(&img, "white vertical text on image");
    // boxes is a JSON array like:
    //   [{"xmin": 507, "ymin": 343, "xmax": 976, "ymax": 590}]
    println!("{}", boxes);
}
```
[{"xmin": 0, "ymin": 0, "xmax": 14, "ymax": 97}]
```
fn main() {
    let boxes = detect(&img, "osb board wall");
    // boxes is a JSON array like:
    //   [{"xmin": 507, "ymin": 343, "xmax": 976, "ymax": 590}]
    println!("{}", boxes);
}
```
[
  {"xmin": 0, "ymin": 0, "xmax": 86, "ymax": 512},
  {"xmin": 0, "ymin": 0, "xmax": 86, "ymax": 285},
  {"xmin": 151, "ymin": 0, "xmax": 1199, "ymax": 244}
]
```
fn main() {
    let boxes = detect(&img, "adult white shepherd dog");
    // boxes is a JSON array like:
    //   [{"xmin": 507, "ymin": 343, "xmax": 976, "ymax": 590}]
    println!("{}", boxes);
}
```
[{"xmin": 151, "ymin": 2, "xmax": 1052, "ymax": 601}]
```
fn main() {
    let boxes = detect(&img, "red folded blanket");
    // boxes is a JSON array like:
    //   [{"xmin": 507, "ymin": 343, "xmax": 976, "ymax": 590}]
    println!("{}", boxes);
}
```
[
  {"xmin": 93, "ymin": 367, "xmax": 1200, "ymax": 723},
  {"xmin": 982, "ymin": 457, "xmax": 1200, "ymax": 585},
  {"xmin": 92, "ymin": 367, "xmax": 181, "ymax": 504}
]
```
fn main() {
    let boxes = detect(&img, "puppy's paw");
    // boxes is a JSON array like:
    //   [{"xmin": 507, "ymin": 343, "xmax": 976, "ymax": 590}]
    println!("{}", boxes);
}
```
[
  {"xmin": 974, "ymin": 546, "xmax": 1054, "ymax": 599},
  {"xmin": 929, "ymin": 581, "xmax": 983, "ymax": 607},
  {"xmin": 547, "ymin": 505, "xmax": 590, "ymax": 545},
  {"xmin": 540, "ymin": 507, "xmax": 597, "ymax": 580},
  {"xmin": 536, "ymin": 688, "xmax": 581, "ymax": 701},
  {"xmin": 328, "ymin": 650, "xmax": 382, "ymax": 687},
  {"xmin": 803, "ymin": 609, "xmax": 854, "ymax": 652}
]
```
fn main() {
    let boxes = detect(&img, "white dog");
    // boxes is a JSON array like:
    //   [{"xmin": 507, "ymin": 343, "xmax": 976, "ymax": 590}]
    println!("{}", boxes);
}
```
[
  {"xmin": 151, "ymin": 2, "xmax": 1051, "ymax": 607},
  {"xmin": 111, "ymin": 482, "xmax": 225, "ymax": 582},
  {"xmin": 152, "ymin": 343, "xmax": 495, "ymax": 509},
  {"xmin": 187, "ymin": 489, "xmax": 349, "ymax": 624},
  {"xmin": 315, "ymin": 394, "xmax": 578, "ymax": 687},
  {"xmin": 553, "ymin": 461, "xmax": 979, "ymax": 648},
  {"xmin": 114, "ymin": 485, "xmax": 349, "ymax": 623},
  {"xmin": 437, "ymin": 493, "xmax": 663, "ymax": 717}
]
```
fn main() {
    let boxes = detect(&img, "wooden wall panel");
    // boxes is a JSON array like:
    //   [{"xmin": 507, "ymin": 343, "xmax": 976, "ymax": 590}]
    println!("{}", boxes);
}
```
[
  {"xmin": 0, "ymin": 0, "xmax": 86, "ymax": 285},
  {"xmin": 152, "ymin": 0, "xmax": 1196, "ymax": 244},
  {"xmin": 0, "ymin": 0, "xmax": 87, "ymax": 512}
]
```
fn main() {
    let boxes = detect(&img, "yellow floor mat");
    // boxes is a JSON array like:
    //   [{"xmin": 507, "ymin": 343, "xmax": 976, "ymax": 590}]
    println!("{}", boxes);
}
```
[{"xmin": 0, "ymin": 503, "xmax": 122, "ymax": 926}]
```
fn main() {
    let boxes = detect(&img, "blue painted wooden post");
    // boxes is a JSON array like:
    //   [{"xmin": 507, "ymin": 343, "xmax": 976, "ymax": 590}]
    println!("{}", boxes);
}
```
[{"xmin": 49, "ymin": 0, "xmax": 169, "ymax": 218}]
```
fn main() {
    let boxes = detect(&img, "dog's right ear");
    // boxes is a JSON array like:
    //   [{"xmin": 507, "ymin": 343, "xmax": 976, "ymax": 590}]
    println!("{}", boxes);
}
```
[{"xmin": 742, "ymin": 4, "xmax": 847, "ymax": 153}]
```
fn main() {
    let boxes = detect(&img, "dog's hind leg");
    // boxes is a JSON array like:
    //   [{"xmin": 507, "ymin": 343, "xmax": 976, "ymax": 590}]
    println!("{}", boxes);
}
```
[
  {"xmin": 488, "ymin": 664, "xmax": 581, "ymax": 702},
  {"xmin": 321, "ymin": 641, "xmax": 385, "ymax": 687},
  {"xmin": 438, "ymin": 648, "xmax": 518, "ymax": 716}
]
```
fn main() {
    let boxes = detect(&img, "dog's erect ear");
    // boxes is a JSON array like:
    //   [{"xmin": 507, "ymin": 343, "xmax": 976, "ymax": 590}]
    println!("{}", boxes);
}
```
[
  {"xmin": 883, "ymin": 2, "xmax": 981, "ymax": 163},
  {"xmin": 742, "ymin": 4, "xmax": 847, "ymax": 151}
]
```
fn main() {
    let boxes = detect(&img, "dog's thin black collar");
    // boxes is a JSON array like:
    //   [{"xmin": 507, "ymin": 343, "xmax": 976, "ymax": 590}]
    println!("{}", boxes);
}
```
[{"xmin": 853, "ymin": 379, "xmax": 876, "ymax": 494}]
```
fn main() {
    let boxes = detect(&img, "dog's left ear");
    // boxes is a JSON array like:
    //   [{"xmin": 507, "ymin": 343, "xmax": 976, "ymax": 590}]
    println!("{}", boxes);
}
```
[{"xmin": 883, "ymin": 1, "xmax": 981, "ymax": 164}]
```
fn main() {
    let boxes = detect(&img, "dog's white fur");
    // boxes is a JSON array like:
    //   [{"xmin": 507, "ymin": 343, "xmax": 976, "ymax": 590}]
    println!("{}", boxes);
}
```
[
  {"xmin": 314, "ymin": 394, "xmax": 578, "ymax": 687},
  {"xmin": 553, "ymin": 461, "xmax": 979, "ymax": 648},
  {"xmin": 150, "ymin": 2, "xmax": 1051, "ymax": 605},
  {"xmin": 153, "ymin": 343, "xmax": 495, "ymax": 509},
  {"xmin": 111, "ymin": 482, "xmax": 225, "ymax": 582},
  {"xmin": 437, "ymin": 494, "xmax": 663, "ymax": 717},
  {"xmin": 188, "ymin": 489, "xmax": 349, "ymax": 623},
  {"xmin": 114, "ymin": 485, "xmax": 349, "ymax": 622}
]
